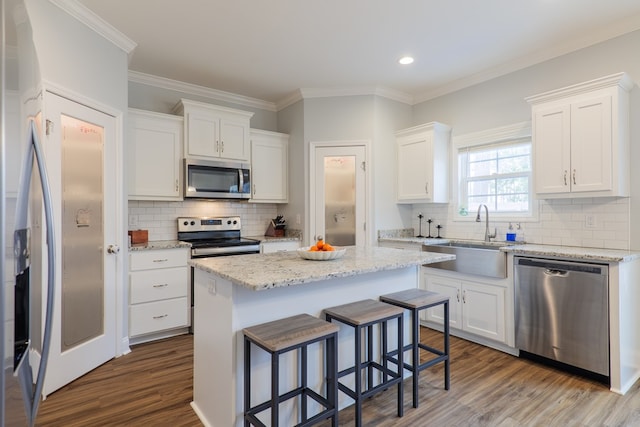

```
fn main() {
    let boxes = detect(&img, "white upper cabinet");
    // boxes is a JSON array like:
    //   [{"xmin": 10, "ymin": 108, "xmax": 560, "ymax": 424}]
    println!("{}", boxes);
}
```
[
  {"xmin": 249, "ymin": 129, "xmax": 289, "ymax": 203},
  {"xmin": 128, "ymin": 109, "xmax": 183, "ymax": 201},
  {"xmin": 527, "ymin": 73, "xmax": 632, "ymax": 198},
  {"xmin": 396, "ymin": 122, "xmax": 451, "ymax": 203},
  {"xmin": 174, "ymin": 99, "xmax": 254, "ymax": 162}
]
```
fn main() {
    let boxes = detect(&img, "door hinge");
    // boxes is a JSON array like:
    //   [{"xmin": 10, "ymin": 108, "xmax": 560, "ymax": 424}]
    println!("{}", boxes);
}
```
[
  {"xmin": 361, "ymin": 161, "xmax": 366, "ymax": 171},
  {"xmin": 45, "ymin": 119, "xmax": 54, "ymax": 136}
]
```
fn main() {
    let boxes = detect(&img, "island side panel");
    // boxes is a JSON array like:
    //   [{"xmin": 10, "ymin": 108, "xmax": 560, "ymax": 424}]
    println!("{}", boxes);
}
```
[
  {"xmin": 191, "ymin": 264, "xmax": 420, "ymax": 426},
  {"xmin": 611, "ymin": 259, "xmax": 640, "ymax": 394},
  {"xmin": 192, "ymin": 269, "xmax": 236, "ymax": 427}
]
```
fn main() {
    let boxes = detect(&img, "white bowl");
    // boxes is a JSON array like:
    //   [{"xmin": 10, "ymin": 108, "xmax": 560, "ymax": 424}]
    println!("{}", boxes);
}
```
[{"xmin": 297, "ymin": 247, "xmax": 346, "ymax": 261}]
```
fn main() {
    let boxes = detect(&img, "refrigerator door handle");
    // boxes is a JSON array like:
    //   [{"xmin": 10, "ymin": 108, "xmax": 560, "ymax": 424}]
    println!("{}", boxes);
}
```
[{"xmin": 14, "ymin": 120, "xmax": 56, "ymax": 427}]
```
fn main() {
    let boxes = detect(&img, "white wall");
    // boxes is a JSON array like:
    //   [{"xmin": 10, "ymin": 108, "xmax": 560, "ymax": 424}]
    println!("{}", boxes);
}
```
[
  {"xmin": 410, "ymin": 29, "xmax": 640, "ymax": 250},
  {"xmin": 25, "ymin": 0, "xmax": 128, "ymax": 113},
  {"xmin": 280, "ymin": 95, "xmax": 413, "ymax": 245}
]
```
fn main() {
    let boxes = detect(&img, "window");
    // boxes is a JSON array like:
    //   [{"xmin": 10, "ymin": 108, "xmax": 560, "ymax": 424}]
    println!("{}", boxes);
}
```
[{"xmin": 454, "ymin": 123, "xmax": 535, "ymax": 219}]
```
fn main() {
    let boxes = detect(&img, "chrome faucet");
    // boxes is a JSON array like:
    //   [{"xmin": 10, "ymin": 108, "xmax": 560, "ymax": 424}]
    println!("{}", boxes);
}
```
[{"xmin": 476, "ymin": 204, "xmax": 497, "ymax": 242}]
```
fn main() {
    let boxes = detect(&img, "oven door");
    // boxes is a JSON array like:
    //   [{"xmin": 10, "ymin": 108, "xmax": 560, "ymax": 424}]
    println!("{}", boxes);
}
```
[{"xmin": 184, "ymin": 158, "xmax": 250, "ymax": 199}]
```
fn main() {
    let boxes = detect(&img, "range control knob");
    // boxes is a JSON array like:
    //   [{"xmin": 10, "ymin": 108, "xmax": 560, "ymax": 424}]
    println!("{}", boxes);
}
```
[
  {"xmin": 233, "ymin": 220, "xmax": 237, "ymax": 225},
  {"xmin": 190, "ymin": 221, "xmax": 196, "ymax": 226},
  {"xmin": 227, "ymin": 220, "xmax": 232, "ymax": 225},
  {"xmin": 183, "ymin": 221, "xmax": 188, "ymax": 226}
]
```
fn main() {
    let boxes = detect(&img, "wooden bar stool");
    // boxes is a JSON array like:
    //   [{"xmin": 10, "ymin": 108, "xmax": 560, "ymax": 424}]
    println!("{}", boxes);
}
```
[
  {"xmin": 380, "ymin": 288, "xmax": 450, "ymax": 408},
  {"xmin": 324, "ymin": 299, "xmax": 404, "ymax": 427},
  {"xmin": 243, "ymin": 313, "xmax": 339, "ymax": 426}
]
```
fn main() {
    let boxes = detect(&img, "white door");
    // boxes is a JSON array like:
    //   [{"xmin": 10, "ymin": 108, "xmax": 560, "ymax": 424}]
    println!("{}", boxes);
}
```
[
  {"xmin": 311, "ymin": 144, "xmax": 367, "ymax": 246},
  {"xmin": 42, "ymin": 92, "xmax": 118, "ymax": 396}
]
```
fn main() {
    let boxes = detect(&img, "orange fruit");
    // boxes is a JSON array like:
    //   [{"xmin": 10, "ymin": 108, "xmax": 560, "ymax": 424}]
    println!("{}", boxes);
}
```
[
  {"xmin": 323, "ymin": 244, "xmax": 335, "ymax": 252},
  {"xmin": 309, "ymin": 246, "xmax": 318, "ymax": 252}
]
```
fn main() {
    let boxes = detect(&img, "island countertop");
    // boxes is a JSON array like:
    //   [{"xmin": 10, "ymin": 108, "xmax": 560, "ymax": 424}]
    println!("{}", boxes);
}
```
[{"xmin": 189, "ymin": 245, "xmax": 455, "ymax": 291}]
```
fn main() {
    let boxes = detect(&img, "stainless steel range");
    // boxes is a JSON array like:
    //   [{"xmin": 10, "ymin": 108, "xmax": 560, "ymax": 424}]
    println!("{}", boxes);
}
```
[
  {"xmin": 178, "ymin": 216, "xmax": 260, "ymax": 332},
  {"xmin": 178, "ymin": 216, "xmax": 260, "ymax": 258}
]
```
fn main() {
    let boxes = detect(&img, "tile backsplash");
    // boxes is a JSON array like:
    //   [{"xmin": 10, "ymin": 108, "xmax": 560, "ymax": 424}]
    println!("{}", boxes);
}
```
[
  {"xmin": 128, "ymin": 200, "xmax": 278, "ymax": 241},
  {"xmin": 411, "ymin": 197, "xmax": 630, "ymax": 250}
]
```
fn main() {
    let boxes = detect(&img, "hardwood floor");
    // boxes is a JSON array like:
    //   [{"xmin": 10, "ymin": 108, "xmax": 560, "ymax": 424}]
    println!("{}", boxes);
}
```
[{"xmin": 36, "ymin": 329, "xmax": 640, "ymax": 426}]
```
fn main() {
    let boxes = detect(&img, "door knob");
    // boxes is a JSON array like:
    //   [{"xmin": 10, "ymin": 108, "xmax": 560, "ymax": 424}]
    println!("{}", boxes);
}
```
[{"xmin": 107, "ymin": 244, "xmax": 120, "ymax": 254}]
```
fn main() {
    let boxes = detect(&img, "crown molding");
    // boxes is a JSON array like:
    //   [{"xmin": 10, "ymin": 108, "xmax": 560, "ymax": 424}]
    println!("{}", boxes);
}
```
[
  {"xmin": 452, "ymin": 121, "xmax": 532, "ymax": 149},
  {"xmin": 128, "ymin": 70, "xmax": 278, "ymax": 112},
  {"xmin": 298, "ymin": 86, "xmax": 413, "ymax": 104},
  {"xmin": 414, "ymin": 14, "xmax": 640, "ymax": 105},
  {"xmin": 275, "ymin": 90, "xmax": 304, "ymax": 111},
  {"xmin": 525, "ymin": 72, "xmax": 633, "ymax": 104},
  {"xmin": 49, "ymin": 0, "xmax": 137, "ymax": 55}
]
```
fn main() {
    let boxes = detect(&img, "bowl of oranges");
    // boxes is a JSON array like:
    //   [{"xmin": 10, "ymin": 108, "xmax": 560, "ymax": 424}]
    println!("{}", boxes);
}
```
[{"xmin": 297, "ymin": 236, "xmax": 346, "ymax": 261}]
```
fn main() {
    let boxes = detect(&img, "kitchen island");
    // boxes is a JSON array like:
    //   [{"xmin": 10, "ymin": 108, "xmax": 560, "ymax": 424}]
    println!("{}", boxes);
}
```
[{"xmin": 189, "ymin": 246, "xmax": 454, "ymax": 427}]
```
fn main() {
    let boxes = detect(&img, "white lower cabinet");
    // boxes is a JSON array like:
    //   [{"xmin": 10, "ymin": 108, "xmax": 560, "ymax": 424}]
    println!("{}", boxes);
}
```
[
  {"xmin": 424, "ymin": 271, "xmax": 506, "ymax": 344},
  {"xmin": 129, "ymin": 248, "xmax": 189, "ymax": 343}
]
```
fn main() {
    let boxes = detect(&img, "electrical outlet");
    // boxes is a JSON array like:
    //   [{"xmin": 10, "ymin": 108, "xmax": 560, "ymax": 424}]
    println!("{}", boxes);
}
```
[
  {"xmin": 585, "ymin": 214, "xmax": 597, "ymax": 228},
  {"xmin": 208, "ymin": 279, "xmax": 217, "ymax": 295},
  {"xmin": 128, "ymin": 215, "xmax": 138, "ymax": 227}
]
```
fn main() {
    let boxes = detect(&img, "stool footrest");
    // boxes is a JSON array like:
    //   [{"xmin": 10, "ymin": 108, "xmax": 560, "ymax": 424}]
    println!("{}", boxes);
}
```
[{"xmin": 246, "ymin": 386, "xmax": 336, "ymax": 426}]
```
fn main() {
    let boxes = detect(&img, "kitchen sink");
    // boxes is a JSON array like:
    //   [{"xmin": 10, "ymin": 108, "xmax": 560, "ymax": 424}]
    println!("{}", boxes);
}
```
[{"xmin": 422, "ymin": 240, "xmax": 510, "ymax": 279}]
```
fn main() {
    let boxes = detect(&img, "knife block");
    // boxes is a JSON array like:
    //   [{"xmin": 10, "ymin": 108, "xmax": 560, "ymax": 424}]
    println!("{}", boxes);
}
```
[{"xmin": 264, "ymin": 222, "xmax": 285, "ymax": 237}]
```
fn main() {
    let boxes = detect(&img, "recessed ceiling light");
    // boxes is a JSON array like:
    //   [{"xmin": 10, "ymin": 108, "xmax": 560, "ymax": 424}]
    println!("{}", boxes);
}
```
[{"xmin": 398, "ymin": 56, "xmax": 414, "ymax": 65}]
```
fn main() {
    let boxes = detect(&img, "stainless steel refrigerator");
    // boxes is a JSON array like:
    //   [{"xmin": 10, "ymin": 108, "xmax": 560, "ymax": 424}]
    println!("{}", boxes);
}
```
[{"xmin": 2, "ymin": 2, "xmax": 56, "ymax": 425}]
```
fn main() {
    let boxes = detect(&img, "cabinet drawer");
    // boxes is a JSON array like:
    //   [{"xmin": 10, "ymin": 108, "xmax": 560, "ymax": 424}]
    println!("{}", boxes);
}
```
[
  {"xmin": 129, "ymin": 297, "xmax": 188, "ymax": 337},
  {"xmin": 130, "ymin": 267, "xmax": 187, "ymax": 304},
  {"xmin": 129, "ymin": 248, "xmax": 188, "ymax": 271}
]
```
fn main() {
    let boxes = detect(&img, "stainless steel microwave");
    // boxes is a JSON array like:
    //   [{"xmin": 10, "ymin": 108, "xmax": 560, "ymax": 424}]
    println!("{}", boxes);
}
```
[{"xmin": 184, "ymin": 158, "xmax": 251, "ymax": 199}]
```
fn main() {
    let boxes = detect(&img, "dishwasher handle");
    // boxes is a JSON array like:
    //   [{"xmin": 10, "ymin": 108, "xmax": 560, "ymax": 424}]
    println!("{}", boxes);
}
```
[{"xmin": 544, "ymin": 268, "xmax": 569, "ymax": 277}]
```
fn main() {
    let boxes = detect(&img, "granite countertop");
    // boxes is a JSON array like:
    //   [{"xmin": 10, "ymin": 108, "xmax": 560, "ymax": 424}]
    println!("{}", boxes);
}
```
[
  {"xmin": 190, "ymin": 246, "xmax": 455, "ymax": 291},
  {"xmin": 379, "ymin": 236, "xmax": 640, "ymax": 263},
  {"xmin": 502, "ymin": 244, "xmax": 640, "ymax": 263},
  {"xmin": 245, "ymin": 235, "xmax": 301, "ymax": 243},
  {"xmin": 129, "ymin": 240, "xmax": 191, "ymax": 251}
]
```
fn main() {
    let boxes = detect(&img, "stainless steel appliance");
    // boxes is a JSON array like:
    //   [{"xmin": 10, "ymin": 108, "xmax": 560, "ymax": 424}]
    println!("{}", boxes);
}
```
[
  {"xmin": 178, "ymin": 216, "xmax": 259, "ymax": 332},
  {"xmin": 178, "ymin": 216, "xmax": 260, "ymax": 258},
  {"xmin": 515, "ymin": 257, "xmax": 609, "ymax": 379},
  {"xmin": 184, "ymin": 158, "xmax": 251, "ymax": 199},
  {"xmin": 2, "ymin": 119, "xmax": 57, "ymax": 426}
]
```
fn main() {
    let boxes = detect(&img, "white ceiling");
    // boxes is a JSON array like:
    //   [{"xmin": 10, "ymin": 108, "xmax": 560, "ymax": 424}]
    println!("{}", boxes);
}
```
[{"xmin": 66, "ymin": 1, "xmax": 640, "ymax": 105}]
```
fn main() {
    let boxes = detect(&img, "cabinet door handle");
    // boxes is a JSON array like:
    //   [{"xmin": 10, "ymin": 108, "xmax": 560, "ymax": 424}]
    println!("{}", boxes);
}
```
[
  {"xmin": 564, "ymin": 170, "xmax": 568, "ymax": 186},
  {"xmin": 175, "ymin": 179, "xmax": 179, "ymax": 192},
  {"xmin": 456, "ymin": 290, "xmax": 460, "ymax": 303},
  {"xmin": 253, "ymin": 184, "xmax": 256, "ymax": 195},
  {"xmin": 573, "ymin": 169, "xmax": 577, "ymax": 185},
  {"xmin": 221, "ymin": 141, "xmax": 224, "ymax": 153},
  {"xmin": 216, "ymin": 141, "xmax": 220, "ymax": 152},
  {"xmin": 462, "ymin": 290, "xmax": 466, "ymax": 304},
  {"xmin": 153, "ymin": 314, "xmax": 168, "ymax": 320},
  {"xmin": 152, "ymin": 259, "xmax": 168, "ymax": 263},
  {"xmin": 425, "ymin": 182, "xmax": 429, "ymax": 195},
  {"xmin": 152, "ymin": 284, "xmax": 168, "ymax": 288}
]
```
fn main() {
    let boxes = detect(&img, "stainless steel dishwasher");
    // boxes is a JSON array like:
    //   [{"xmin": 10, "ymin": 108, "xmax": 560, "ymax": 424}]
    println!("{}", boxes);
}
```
[{"xmin": 515, "ymin": 257, "xmax": 609, "ymax": 378}]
